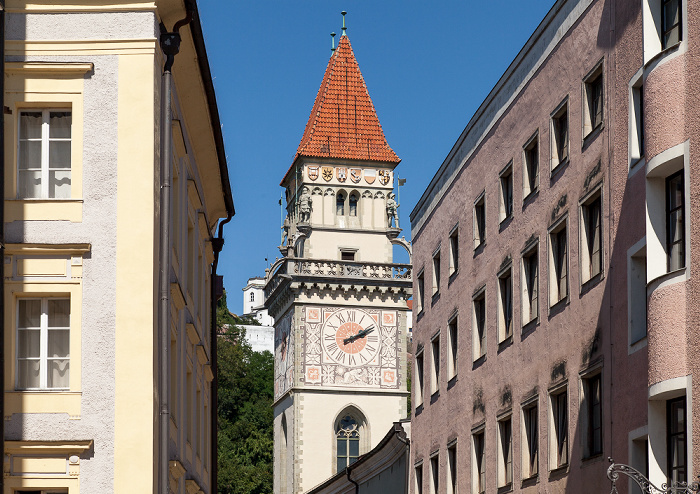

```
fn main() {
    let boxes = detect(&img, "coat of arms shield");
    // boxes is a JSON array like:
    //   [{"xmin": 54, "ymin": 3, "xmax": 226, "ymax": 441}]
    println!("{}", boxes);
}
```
[
  {"xmin": 307, "ymin": 166, "xmax": 319, "ymax": 181},
  {"xmin": 322, "ymin": 166, "xmax": 334, "ymax": 181},
  {"xmin": 336, "ymin": 167, "xmax": 347, "ymax": 182},
  {"xmin": 364, "ymin": 169, "xmax": 376, "ymax": 184},
  {"xmin": 379, "ymin": 169, "xmax": 391, "ymax": 185},
  {"xmin": 350, "ymin": 168, "xmax": 362, "ymax": 183}
]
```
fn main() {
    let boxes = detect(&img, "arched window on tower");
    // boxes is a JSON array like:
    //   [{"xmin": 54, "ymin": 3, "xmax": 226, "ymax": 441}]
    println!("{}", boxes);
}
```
[
  {"xmin": 336, "ymin": 192, "xmax": 346, "ymax": 216},
  {"xmin": 349, "ymin": 193, "xmax": 358, "ymax": 216},
  {"xmin": 336, "ymin": 415, "xmax": 360, "ymax": 472},
  {"xmin": 250, "ymin": 292, "xmax": 255, "ymax": 302}
]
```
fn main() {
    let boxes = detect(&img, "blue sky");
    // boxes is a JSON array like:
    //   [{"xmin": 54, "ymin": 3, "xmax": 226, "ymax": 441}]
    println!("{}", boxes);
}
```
[{"xmin": 197, "ymin": 1, "xmax": 555, "ymax": 314}]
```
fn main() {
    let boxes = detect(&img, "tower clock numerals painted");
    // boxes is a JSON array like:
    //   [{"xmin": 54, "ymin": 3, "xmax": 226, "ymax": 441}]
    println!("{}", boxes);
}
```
[{"xmin": 321, "ymin": 308, "xmax": 380, "ymax": 367}]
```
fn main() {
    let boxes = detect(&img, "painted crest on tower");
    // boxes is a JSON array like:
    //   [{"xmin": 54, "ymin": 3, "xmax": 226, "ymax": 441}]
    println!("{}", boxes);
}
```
[
  {"xmin": 364, "ymin": 169, "xmax": 376, "ymax": 184},
  {"xmin": 322, "ymin": 166, "xmax": 334, "ymax": 181},
  {"xmin": 350, "ymin": 168, "xmax": 362, "ymax": 183},
  {"xmin": 337, "ymin": 167, "xmax": 347, "ymax": 182},
  {"xmin": 307, "ymin": 166, "xmax": 319, "ymax": 181},
  {"xmin": 379, "ymin": 169, "xmax": 391, "ymax": 185}
]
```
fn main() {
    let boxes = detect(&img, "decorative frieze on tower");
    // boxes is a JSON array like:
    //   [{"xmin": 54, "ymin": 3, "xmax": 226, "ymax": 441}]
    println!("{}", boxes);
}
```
[{"xmin": 267, "ymin": 27, "xmax": 411, "ymax": 494}]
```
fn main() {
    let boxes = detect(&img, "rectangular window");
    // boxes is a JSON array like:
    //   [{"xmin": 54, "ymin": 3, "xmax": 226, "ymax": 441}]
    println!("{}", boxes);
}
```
[
  {"xmin": 551, "ymin": 101, "xmax": 569, "ymax": 170},
  {"xmin": 472, "ymin": 430, "xmax": 486, "ymax": 494},
  {"xmin": 432, "ymin": 249, "xmax": 441, "ymax": 296},
  {"xmin": 430, "ymin": 333, "xmax": 440, "ymax": 396},
  {"xmin": 498, "ymin": 416, "xmax": 513, "ymax": 487},
  {"xmin": 523, "ymin": 134, "xmax": 539, "ymax": 197},
  {"xmin": 629, "ymin": 243, "xmax": 648, "ymax": 345},
  {"xmin": 447, "ymin": 443, "xmax": 457, "ymax": 494},
  {"xmin": 551, "ymin": 389, "xmax": 569, "ymax": 469},
  {"xmin": 667, "ymin": 396, "xmax": 687, "ymax": 484},
  {"xmin": 666, "ymin": 171, "xmax": 685, "ymax": 271},
  {"xmin": 522, "ymin": 245, "xmax": 539, "ymax": 325},
  {"xmin": 630, "ymin": 78, "xmax": 645, "ymax": 164},
  {"xmin": 430, "ymin": 454, "xmax": 439, "ymax": 494},
  {"xmin": 417, "ymin": 270, "xmax": 425, "ymax": 314},
  {"xmin": 584, "ymin": 66, "xmax": 604, "ymax": 138},
  {"xmin": 415, "ymin": 350, "xmax": 425, "ymax": 408},
  {"xmin": 18, "ymin": 110, "xmax": 72, "ymax": 199},
  {"xmin": 498, "ymin": 268, "xmax": 513, "ymax": 343},
  {"xmin": 449, "ymin": 227, "xmax": 459, "ymax": 276},
  {"xmin": 473, "ymin": 193, "xmax": 486, "ymax": 249},
  {"xmin": 341, "ymin": 250, "xmax": 356, "ymax": 261},
  {"xmin": 473, "ymin": 290, "xmax": 486, "ymax": 361},
  {"xmin": 499, "ymin": 163, "xmax": 513, "ymax": 222},
  {"xmin": 661, "ymin": 0, "xmax": 681, "ymax": 49},
  {"xmin": 523, "ymin": 403, "xmax": 538, "ymax": 478},
  {"xmin": 581, "ymin": 192, "xmax": 603, "ymax": 283},
  {"xmin": 415, "ymin": 464, "xmax": 424, "ymax": 494},
  {"xmin": 583, "ymin": 373, "xmax": 603, "ymax": 458},
  {"xmin": 549, "ymin": 221, "xmax": 568, "ymax": 306},
  {"xmin": 447, "ymin": 315, "xmax": 458, "ymax": 380},
  {"xmin": 16, "ymin": 298, "xmax": 70, "ymax": 390}
]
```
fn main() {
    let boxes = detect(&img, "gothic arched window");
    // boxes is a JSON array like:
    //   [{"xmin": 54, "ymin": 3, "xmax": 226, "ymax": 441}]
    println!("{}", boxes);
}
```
[
  {"xmin": 336, "ymin": 415, "xmax": 360, "ymax": 471},
  {"xmin": 336, "ymin": 192, "xmax": 346, "ymax": 216},
  {"xmin": 349, "ymin": 193, "xmax": 358, "ymax": 216},
  {"xmin": 250, "ymin": 292, "xmax": 255, "ymax": 302}
]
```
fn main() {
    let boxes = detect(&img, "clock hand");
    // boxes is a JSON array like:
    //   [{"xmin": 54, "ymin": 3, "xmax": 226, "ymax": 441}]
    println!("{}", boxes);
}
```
[{"xmin": 343, "ymin": 326, "xmax": 375, "ymax": 345}]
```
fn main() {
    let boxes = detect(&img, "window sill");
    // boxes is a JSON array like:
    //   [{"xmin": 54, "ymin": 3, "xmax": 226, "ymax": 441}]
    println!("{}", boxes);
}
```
[
  {"xmin": 521, "ymin": 317, "xmax": 539, "ymax": 337},
  {"xmin": 414, "ymin": 404, "xmax": 424, "ymax": 417},
  {"xmin": 522, "ymin": 189, "xmax": 539, "ymax": 209},
  {"xmin": 430, "ymin": 390, "xmax": 440, "ymax": 404},
  {"xmin": 448, "ymin": 269, "xmax": 459, "ymax": 285},
  {"xmin": 580, "ymin": 271, "xmax": 604, "ymax": 295},
  {"xmin": 6, "ymin": 198, "xmax": 83, "ymax": 222},
  {"xmin": 550, "ymin": 157, "xmax": 570, "ymax": 180},
  {"xmin": 6, "ymin": 390, "xmax": 81, "ymax": 418},
  {"xmin": 581, "ymin": 452, "xmax": 604, "ymax": 464},
  {"xmin": 548, "ymin": 296, "xmax": 569, "ymax": 317},
  {"xmin": 473, "ymin": 241, "xmax": 486, "ymax": 257},
  {"xmin": 497, "ymin": 334, "xmax": 513, "ymax": 353},
  {"xmin": 629, "ymin": 156, "xmax": 645, "ymax": 173},
  {"xmin": 549, "ymin": 464, "xmax": 569, "ymax": 479},
  {"xmin": 645, "ymin": 40, "xmax": 681, "ymax": 71},
  {"xmin": 499, "ymin": 214, "xmax": 513, "ymax": 232},
  {"xmin": 472, "ymin": 354, "xmax": 486, "ymax": 369},
  {"xmin": 447, "ymin": 375, "xmax": 458, "ymax": 390},
  {"xmin": 431, "ymin": 291, "xmax": 441, "ymax": 306},
  {"xmin": 521, "ymin": 475, "xmax": 538, "ymax": 488},
  {"xmin": 497, "ymin": 484, "xmax": 513, "ymax": 494},
  {"xmin": 582, "ymin": 124, "xmax": 603, "ymax": 150}
]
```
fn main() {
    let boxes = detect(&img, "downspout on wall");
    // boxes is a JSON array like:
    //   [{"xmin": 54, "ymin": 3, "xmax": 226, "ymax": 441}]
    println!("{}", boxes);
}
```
[
  {"xmin": 158, "ymin": 8, "xmax": 192, "ymax": 494},
  {"xmin": 0, "ymin": 3, "xmax": 6, "ymax": 494}
]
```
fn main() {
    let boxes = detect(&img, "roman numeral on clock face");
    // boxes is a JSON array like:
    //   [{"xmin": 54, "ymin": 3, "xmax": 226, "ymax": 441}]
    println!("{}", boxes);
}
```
[
  {"xmin": 335, "ymin": 313, "xmax": 346, "ymax": 324},
  {"xmin": 347, "ymin": 310, "xmax": 356, "ymax": 322}
]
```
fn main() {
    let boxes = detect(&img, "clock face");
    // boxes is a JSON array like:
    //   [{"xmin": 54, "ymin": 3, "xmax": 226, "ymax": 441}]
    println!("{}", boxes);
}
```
[{"xmin": 322, "ymin": 308, "xmax": 380, "ymax": 367}]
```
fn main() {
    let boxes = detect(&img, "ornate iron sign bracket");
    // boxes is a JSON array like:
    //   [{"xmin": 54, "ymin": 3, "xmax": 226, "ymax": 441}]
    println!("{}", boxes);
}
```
[{"xmin": 608, "ymin": 458, "xmax": 700, "ymax": 493}]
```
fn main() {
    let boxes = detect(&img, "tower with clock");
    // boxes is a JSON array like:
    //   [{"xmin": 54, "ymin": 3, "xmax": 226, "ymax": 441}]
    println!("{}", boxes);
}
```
[{"xmin": 265, "ymin": 22, "xmax": 412, "ymax": 494}]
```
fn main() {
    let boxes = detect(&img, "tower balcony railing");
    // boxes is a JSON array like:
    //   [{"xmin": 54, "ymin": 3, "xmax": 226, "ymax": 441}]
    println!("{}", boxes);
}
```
[{"xmin": 264, "ymin": 257, "xmax": 412, "ymax": 300}]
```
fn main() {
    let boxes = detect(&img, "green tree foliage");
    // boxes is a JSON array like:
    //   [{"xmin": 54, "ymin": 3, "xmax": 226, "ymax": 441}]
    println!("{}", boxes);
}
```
[{"xmin": 217, "ymin": 293, "xmax": 274, "ymax": 494}]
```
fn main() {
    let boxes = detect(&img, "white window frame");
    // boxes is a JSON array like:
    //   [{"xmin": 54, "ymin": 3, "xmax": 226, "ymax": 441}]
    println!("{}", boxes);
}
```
[
  {"xmin": 472, "ymin": 286, "xmax": 486, "ymax": 362},
  {"xmin": 499, "ymin": 162, "xmax": 513, "ymax": 223},
  {"xmin": 497, "ymin": 263, "xmax": 513, "ymax": 343},
  {"xmin": 582, "ymin": 61, "xmax": 604, "ymax": 141},
  {"xmin": 472, "ymin": 426, "xmax": 486, "ymax": 494},
  {"xmin": 580, "ymin": 187, "xmax": 604, "ymax": 285},
  {"xmin": 549, "ymin": 385, "xmax": 569, "ymax": 470},
  {"xmin": 447, "ymin": 312, "xmax": 458, "ymax": 380},
  {"xmin": 473, "ymin": 191, "xmax": 486, "ymax": 249},
  {"xmin": 628, "ymin": 69, "xmax": 645, "ymax": 172},
  {"xmin": 580, "ymin": 368, "xmax": 604, "ymax": 460},
  {"xmin": 521, "ymin": 397, "xmax": 539, "ymax": 479},
  {"xmin": 523, "ymin": 131, "xmax": 539, "ymax": 198},
  {"xmin": 416, "ymin": 269, "xmax": 426, "ymax": 314},
  {"xmin": 429, "ymin": 452, "xmax": 439, "ymax": 494},
  {"xmin": 17, "ymin": 108, "xmax": 72, "ymax": 200},
  {"xmin": 430, "ymin": 331, "xmax": 440, "ymax": 396},
  {"xmin": 415, "ymin": 348, "xmax": 425, "ymax": 409},
  {"xmin": 628, "ymin": 237, "xmax": 648, "ymax": 352},
  {"xmin": 521, "ymin": 240, "xmax": 539, "ymax": 326},
  {"xmin": 497, "ymin": 413, "xmax": 513, "ymax": 488},
  {"xmin": 16, "ymin": 297, "xmax": 70, "ymax": 391},
  {"xmin": 548, "ymin": 216, "xmax": 569, "ymax": 308},
  {"xmin": 447, "ymin": 441, "xmax": 458, "ymax": 494},
  {"xmin": 550, "ymin": 98, "xmax": 569, "ymax": 173},
  {"xmin": 449, "ymin": 225, "xmax": 459, "ymax": 277},
  {"xmin": 432, "ymin": 247, "xmax": 441, "ymax": 296}
]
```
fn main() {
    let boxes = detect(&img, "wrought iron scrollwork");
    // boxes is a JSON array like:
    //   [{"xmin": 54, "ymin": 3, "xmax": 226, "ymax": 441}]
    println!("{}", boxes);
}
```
[{"xmin": 607, "ymin": 458, "xmax": 700, "ymax": 494}]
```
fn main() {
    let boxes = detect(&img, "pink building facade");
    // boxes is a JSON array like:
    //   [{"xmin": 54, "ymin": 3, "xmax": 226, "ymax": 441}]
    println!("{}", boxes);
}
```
[{"xmin": 409, "ymin": 0, "xmax": 697, "ymax": 492}]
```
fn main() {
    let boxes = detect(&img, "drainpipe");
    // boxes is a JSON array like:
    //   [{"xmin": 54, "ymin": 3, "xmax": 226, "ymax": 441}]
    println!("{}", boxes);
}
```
[
  {"xmin": 159, "ymin": 7, "xmax": 192, "ymax": 494},
  {"xmin": 346, "ymin": 463, "xmax": 360, "ymax": 494},
  {"xmin": 210, "ymin": 214, "xmax": 232, "ymax": 494},
  {"xmin": 0, "ymin": 3, "xmax": 6, "ymax": 494}
]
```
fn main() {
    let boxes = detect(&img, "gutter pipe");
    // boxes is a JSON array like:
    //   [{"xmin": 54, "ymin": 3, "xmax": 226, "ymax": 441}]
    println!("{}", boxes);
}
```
[
  {"xmin": 159, "ymin": 8, "xmax": 192, "ymax": 494},
  {"xmin": 0, "ymin": 3, "xmax": 5, "ymax": 494},
  {"xmin": 346, "ymin": 463, "xmax": 360, "ymax": 494},
  {"xmin": 210, "ymin": 214, "xmax": 232, "ymax": 494}
]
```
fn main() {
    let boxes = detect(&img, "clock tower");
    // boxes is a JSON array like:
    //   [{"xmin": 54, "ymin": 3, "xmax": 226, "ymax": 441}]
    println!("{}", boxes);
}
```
[{"xmin": 266, "ymin": 28, "xmax": 411, "ymax": 494}]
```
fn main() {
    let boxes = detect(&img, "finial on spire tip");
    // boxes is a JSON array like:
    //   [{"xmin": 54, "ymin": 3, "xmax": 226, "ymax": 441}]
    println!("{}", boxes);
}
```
[
  {"xmin": 331, "ymin": 32, "xmax": 336, "ymax": 52},
  {"xmin": 341, "ymin": 11, "xmax": 347, "ymax": 35}
]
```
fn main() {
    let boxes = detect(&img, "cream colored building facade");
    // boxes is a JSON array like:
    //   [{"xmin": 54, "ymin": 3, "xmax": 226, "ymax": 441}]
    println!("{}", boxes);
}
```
[
  {"xmin": 2, "ymin": 1, "xmax": 233, "ymax": 493},
  {"xmin": 267, "ymin": 33, "xmax": 411, "ymax": 494}
]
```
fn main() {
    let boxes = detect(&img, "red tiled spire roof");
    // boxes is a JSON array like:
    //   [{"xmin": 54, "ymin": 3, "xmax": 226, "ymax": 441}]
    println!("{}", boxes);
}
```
[{"xmin": 282, "ymin": 35, "xmax": 400, "ymax": 184}]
